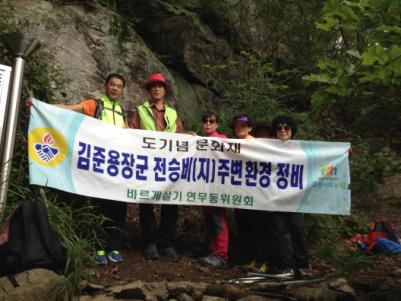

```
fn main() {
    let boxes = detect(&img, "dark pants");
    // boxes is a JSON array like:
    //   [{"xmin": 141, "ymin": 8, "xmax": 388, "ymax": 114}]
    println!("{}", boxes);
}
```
[
  {"xmin": 269, "ymin": 212, "xmax": 309, "ymax": 269},
  {"xmin": 93, "ymin": 198, "xmax": 127, "ymax": 251},
  {"xmin": 204, "ymin": 206, "xmax": 229, "ymax": 260},
  {"xmin": 234, "ymin": 209, "xmax": 272, "ymax": 263},
  {"xmin": 139, "ymin": 203, "xmax": 178, "ymax": 248}
]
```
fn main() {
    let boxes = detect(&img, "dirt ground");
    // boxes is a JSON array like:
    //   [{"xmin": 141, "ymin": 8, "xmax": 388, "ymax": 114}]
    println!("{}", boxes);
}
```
[
  {"xmin": 90, "ymin": 204, "xmax": 323, "ymax": 287},
  {"xmin": 90, "ymin": 204, "xmax": 244, "ymax": 286},
  {"xmin": 89, "ymin": 202, "xmax": 401, "ymax": 290}
]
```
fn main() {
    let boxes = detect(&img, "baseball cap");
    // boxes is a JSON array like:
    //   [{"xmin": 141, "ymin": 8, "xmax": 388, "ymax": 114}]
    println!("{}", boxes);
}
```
[
  {"xmin": 231, "ymin": 114, "xmax": 253, "ymax": 128},
  {"xmin": 145, "ymin": 73, "xmax": 167, "ymax": 89}
]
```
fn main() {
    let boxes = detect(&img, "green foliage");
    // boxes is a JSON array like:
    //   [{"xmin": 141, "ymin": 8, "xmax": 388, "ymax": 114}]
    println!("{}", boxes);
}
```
[
  {"xmin": 305, "ymin": 0, "xmax": 401, "ymax": 152},
  {"xmin": 202, "ymin": 51, "xmax": 288, "ymax": 134},
  {"xmin": 307, "ymin": 211, "xmax": 369, "ymax": 243},
  {"xmin": 24, "ymin": 58, "xmax": 57, "ymax": 102},
  {"xmin": 1, "ymin": 193, "xmax": 105, "ymax": 300},
  {"xmin": 96, "ymin": 0, "xmax": 118, "ymax": 10},
  {"xmin": 303, "ymin": 0, "xmax": 401, "ymax": 196},
  {"xmin": 314, "ymin": 241, "xmax": 375, "ymax": 274},
  {"xmin": 109, "ymin": 15, "xmax": 130, "ymax": 43},
  {"xmin": 256, "ymin": 0, "xmax": 332, "ymax": 64},
  {"xmin": 350, "ymin": 143, "xmax": 401, "ymax": 195},
  {"xmin": 48, "ymin": 197, "xmax": 106, "ymax": 299},
  {"xmin": 306, "ymin": 211, "xmax": 374, "ymax": 273},
  {"xmin": 202, "ymin": 51, "xmax": 321, "ymax": 140}
]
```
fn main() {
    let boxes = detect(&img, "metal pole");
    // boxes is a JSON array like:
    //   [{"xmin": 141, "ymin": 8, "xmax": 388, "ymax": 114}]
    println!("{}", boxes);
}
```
[
  {"xmin": 0, "ymin": 64, "xmax": 12, "ymax": 151},
  {"xmin": 0, "ymin": 58, "xmax": 25, "ymax": 214},
  {"xmin": 0, "ymin": 33, "xmax": 40, "ymax": 217}
]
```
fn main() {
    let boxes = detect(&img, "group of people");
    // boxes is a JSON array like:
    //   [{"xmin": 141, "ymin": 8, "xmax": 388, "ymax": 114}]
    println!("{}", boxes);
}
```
[
  {"xmin": 55, "ymin": 72, "xmax": 312, "ymax": 278},
  {"xmin": 199, "ymin": 112, "xmax": 311, "ymax": 278}
]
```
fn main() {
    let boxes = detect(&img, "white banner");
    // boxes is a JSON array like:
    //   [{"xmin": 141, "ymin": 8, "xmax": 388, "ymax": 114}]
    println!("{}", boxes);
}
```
[{"xmin": 28, "ymin": 99, "xmax": 351, "ymax": 215}]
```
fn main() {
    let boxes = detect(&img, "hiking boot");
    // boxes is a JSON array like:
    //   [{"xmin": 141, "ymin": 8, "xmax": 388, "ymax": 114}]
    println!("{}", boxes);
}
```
[
  {"xmin": 200, "ymin": 254, "xmax": 227, "ymax": 269},
  {"xmin": 238, "ymin": 260, "xmax": 257, "ymax": 272},
  {"xmin": 144, "ymin": 244, "xmax": 159, "ymax": 260},
  {"xmin": 94, "ymin": 250, "xmax": 107, "ymax": 265},
  {"xmin": 160, "ymin": 247, "xmax": 179, "ymax": 262},
  {"xmin": 295, "ymin": 267, "xmax": 314, "ymax": 279},
  {"xmin": 108, "ymin": 250, "xmax": 123, "ymax": 263}
]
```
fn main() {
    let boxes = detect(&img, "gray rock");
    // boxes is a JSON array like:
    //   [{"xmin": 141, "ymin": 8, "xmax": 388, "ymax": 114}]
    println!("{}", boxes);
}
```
[
  {"xmin": 107, "ymin": 280, "xmax": 168, "ymax": 301},
  {"xmin": 328, "ymin": 278, "xmax": 356, "ymax": 296},
  {"xmin": 84, "ymin": 281, "xmax": 105, "ymax": 292},
  {"xmin": 90, "ymin": 295, "xmax": 119, "ymax": 301},
  {"xmin": 178, "ymin": 292, "xmax": 195, "ymax": 301},
  {"xmin": 172, "ymin": 70, "xmax": 202, "ymax": 130},
  {"xmin": 0, "ymin": 268, "xmax": 65, "ymax": 301},
  {"xmin": 144, "ymin": 282, "xmax": 169, "ymax": 301},
  {"xmin": 143, "ymin": 15, "xmax": 248, "ymax": 94},
  {"xmin": 336, "ymin": 284, "xmax": 356, "ymax": 297},
  {"xmin": 294, "ymin": 287, "xmax": 348, "ymax": 301},
  {"xmin": 202, "ymin": 296, "xmax": 229, "ymax": 301},
  {"xmin": 2, "ymin": 0, "xmax": 205, "ymax": 129},
  {"xmin": 192, "ymin": 84, "xmax": 218, "ymax": 112},
  {"xmin": 192, "ymin": 288, "xmax": 205, "ymax": 301},
  {"xmin": 237, "ymin": 295, "xmax": 281, "ymax": 301},
  {"xmin": 168, "ymin": 281, "xmax": 208, "ymax": 298},
  {"xmin": 205, "ymin": 283, "xmax": 247, "ymax": 300},
  {"xmin": 328, "ymin": 278, "xmax": 348, "ymax": 289}
]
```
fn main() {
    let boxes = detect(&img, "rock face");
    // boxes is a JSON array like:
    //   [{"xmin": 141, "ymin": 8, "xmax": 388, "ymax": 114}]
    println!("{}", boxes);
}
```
[
  {"xmin": 144, "ymin": 15, "xmax": 247, "ymax": 92},
  {"xmin": 0, "ymin": 268, "xmax": 65, "ymax": 301},
  {"xmin": 1, "ymin": 0, "xmax": 166, "ymax": 111},
  {"xmin": 1, "ymin": 0, "xmax": 252, "ymax": 130}
]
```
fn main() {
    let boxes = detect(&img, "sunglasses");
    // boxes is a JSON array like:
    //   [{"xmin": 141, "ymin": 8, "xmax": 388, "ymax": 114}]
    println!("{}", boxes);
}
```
[
  {"xmin": 202, "ymin": 119, "xmax": 216, "ymax": 124},
  {"xmin": 277, "ymin": 125, "xmax": 291, "ymax": 132}
]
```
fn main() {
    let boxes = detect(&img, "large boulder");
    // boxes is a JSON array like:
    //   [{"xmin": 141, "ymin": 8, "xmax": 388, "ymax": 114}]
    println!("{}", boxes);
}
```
[
  {"xmin": 0, "ymin": 268, "xmax": 65, "ymax": 301},
  {"xmin": 294, "ymin": 286, "xmax": 351, "ymax": 301}
]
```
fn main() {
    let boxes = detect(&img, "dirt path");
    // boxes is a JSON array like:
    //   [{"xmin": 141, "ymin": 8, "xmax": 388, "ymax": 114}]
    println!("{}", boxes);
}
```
[{"xmin": 90, "ymin": 203, "xmax": 401, "ymax": 290}]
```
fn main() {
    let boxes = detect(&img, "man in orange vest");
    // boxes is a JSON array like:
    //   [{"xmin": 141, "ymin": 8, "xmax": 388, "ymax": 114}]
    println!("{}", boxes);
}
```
[{"xmin": 55, "ymin": 73, "xmax": 127, "ymax": 265}]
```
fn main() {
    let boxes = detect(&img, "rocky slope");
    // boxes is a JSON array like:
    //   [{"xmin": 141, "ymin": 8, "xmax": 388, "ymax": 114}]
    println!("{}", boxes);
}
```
[{"xmin": 1, "ymin": 0, "xmax": 248, "ymax": 129}]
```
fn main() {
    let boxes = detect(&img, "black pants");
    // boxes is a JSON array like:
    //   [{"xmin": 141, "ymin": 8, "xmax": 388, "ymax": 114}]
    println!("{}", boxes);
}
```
[
  {"xmin": 234, "ymin": 209, "xmax": 272, "ymax": 263},
  {"xmin": 93, "ymin": 198, "xmax": 127, "ymax": 251},
  {"xmin": 269, "ymin": 212, "xmax": 309, "ymax": 269},
  {"xmin": 139, "ymin": 204, "xmax": 178, "ymax": 248}
]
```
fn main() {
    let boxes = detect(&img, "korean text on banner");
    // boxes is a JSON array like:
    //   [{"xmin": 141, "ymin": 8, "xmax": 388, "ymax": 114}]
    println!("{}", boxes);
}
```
[{"xmin": 28, "ymin": 99, "xmax": 351, "ymax": 215}]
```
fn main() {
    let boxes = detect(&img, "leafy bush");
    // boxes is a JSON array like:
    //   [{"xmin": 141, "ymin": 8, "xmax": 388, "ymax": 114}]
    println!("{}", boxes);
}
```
[
  {"xmin": 47, "ymin": 196, "xmax": 106, "ymax": 299},
  {"xmin": 304, "ymin": 0, "xmax": 401, "ymax": 152},
  {"xmin": 202, "ymin": 51, "xmax": 302, "ymax": 136}
]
